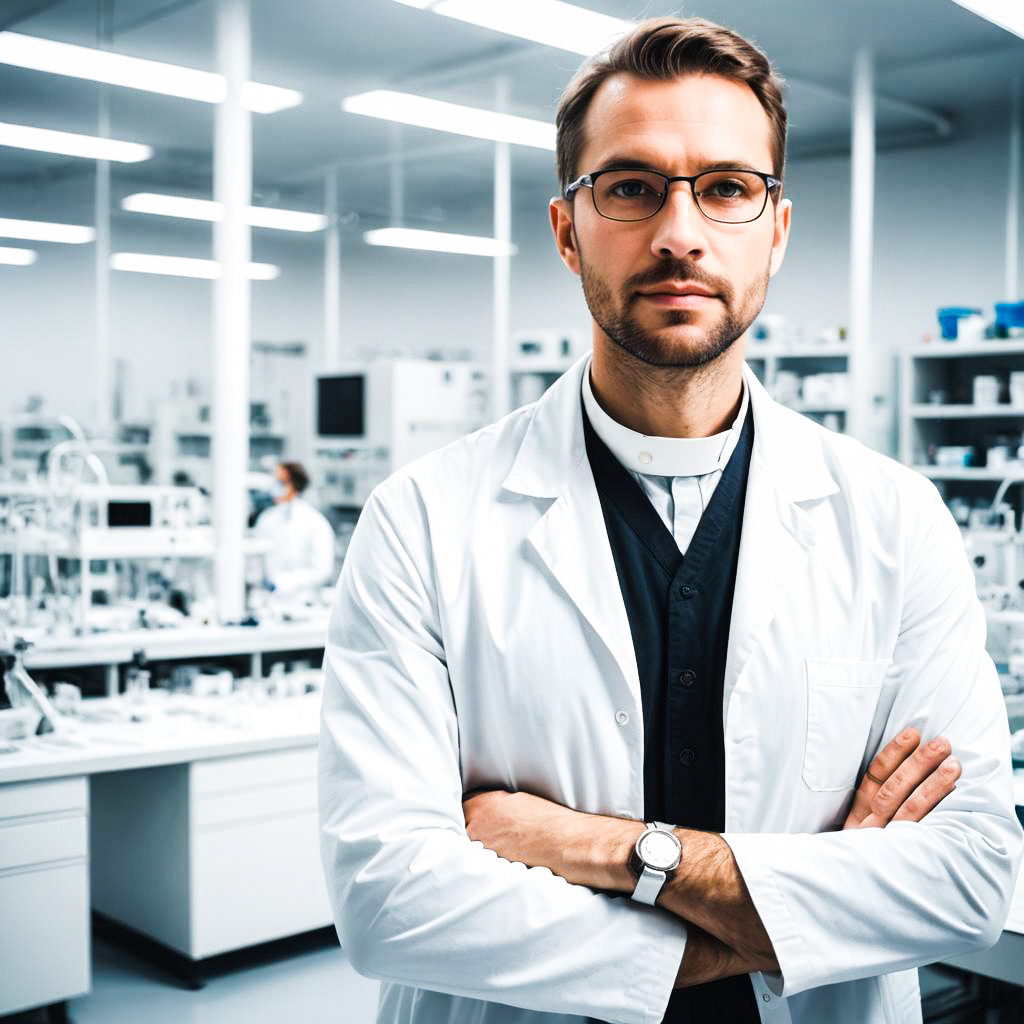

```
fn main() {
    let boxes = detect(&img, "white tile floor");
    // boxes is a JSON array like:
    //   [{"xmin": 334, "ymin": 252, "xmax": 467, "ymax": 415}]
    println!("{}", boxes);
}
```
[{"xmin": 6, "ymin": 932, "xmax": 380, "ymax": 1024}]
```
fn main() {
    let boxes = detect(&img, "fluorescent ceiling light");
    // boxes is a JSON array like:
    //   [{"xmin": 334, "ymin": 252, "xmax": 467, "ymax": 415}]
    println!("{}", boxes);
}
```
[
  {"xmin": 0, "ymin": 245, "xmax": 37, "ymax": 266},
  {"xmin": 393, "ymin": 0, "xmax": 629, "ymax": 55},
  {"xmin": 364, "ymin": 227, "xmax": 518, "ymax": 257},
  {"xmin": 111, "ymin": 253, "xmax": 280, "ymax": 280},
  {"xmin": 0, "ymin": 216, "xmax": 95, "ymax": 243},
  {"xmin": 0, "ymin": 32, "xmax": 302, "ymax": 113},
  {"xmin": 0, "ymin": 121, "xmax": 151, "ymax": 162},
  {"xmin": 949, "ymin": 1, "xmax": 1024, "ymax": 39},
  {"xmin": 342, "ymin": 90, "xmax": 554, "ymax": 150},
  {"xmin": 121, "ymin": 193, "xmax": 327, "ymax": 232}
]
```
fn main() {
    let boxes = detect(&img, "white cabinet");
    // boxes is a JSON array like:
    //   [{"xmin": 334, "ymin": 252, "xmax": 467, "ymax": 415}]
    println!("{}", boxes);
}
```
[
  {"xmin": 90, "ymin": 745, "xmax": 331, "ymax": 962},
  {"xmin": 900, "ymin": 342, "xmax": 1024, "ymax": 495},
  {"xmin": 0, "ymin": 776, "xmax": 90, "ymax": 1016},
  {"xmin": 746, "ymin": 343, "xmax": 851, "ymax": 431}
]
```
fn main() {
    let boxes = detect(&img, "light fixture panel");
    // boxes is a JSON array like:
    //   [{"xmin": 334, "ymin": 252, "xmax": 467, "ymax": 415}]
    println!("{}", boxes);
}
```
[
  {"xmin": 0, "ymin": 216, "xmax": 95, "ymax": 243},
  {"xmin": 364, "ymin": 227, "xmax": 518, "ymax": 257}
]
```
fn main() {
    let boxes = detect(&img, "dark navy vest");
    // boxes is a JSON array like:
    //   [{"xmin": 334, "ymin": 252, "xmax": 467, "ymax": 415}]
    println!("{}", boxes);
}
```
[{"xmin": 583, "ymin": 404, "xmax": 759, "ymax": 1024}]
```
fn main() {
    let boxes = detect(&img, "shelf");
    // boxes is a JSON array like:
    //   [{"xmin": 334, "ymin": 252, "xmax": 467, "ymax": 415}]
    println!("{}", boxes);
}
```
[
  {"xmin": 908, "ymin": 340, "xmax": 1024, "ymax": 359},
  {"xmin": 913, "ymin": 466, "xmax": 1024, "ymax": 481},
  {"xmin": 785, "ymin": 403, "xmax": 848, "ymax": 414},
  {"xmin": 747, "ymin": 343, "xmax": 850, "ymax": 358},
  {"xmin": 910, "ymin": 404, "xmax": 1024, "ymax": 419}
]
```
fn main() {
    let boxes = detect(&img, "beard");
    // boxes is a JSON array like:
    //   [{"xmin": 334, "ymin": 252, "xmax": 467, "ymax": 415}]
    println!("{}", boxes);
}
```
[{"xmin": 578, "ymin": 251, "xmax": 770, "ymax": 369}]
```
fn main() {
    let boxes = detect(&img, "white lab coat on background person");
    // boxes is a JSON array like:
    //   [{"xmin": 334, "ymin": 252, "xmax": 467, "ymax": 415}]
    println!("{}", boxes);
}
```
[
  {"xmin": 318, "ymin": 354, "xmax": 1023, "ymax": 1024},
  {"xmin": 254, "ymin": 496, "xmax": 335, "ymax": 598}
]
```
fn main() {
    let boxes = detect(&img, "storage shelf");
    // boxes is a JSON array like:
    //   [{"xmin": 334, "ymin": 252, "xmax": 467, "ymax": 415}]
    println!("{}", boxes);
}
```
[
  {"xmin": 913, "ymin": 466, "xmax": 1024, "ymax": 481},
  {"xmin": 908, "ymin": 340, "xmax": 1024, "ymax": 359},
  {"xmin": 910, "ymin": 404, "xmax": 1024, "ymax": 419},
  {"xmin": 747, "ymin": 343, "xmax": 850, "ymax": 358}
]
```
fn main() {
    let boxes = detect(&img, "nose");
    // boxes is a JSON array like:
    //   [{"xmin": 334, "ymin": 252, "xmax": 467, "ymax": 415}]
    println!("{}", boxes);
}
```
[{"xmin": 648, "ymin": 181, "xmax": 708, "ymax": 261}]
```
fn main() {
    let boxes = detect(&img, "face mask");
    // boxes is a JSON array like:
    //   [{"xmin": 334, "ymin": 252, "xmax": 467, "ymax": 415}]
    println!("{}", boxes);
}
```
[{"xmin": 270, "ymin": 480, "xmax": 288, "ymax": 499}]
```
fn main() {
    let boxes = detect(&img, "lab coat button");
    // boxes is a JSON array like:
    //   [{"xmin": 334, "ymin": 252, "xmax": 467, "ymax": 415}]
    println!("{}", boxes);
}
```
[
  {"xmin": 615, "ymin": 710, "xmax": 629, "ymax": 725},
  {"xmin": 678, "ymin": 748, "xmax": 696, "ymax": 766},
  {"xmin": 638, "ymin": 451, "xmax": 653, "ymax": 465}
]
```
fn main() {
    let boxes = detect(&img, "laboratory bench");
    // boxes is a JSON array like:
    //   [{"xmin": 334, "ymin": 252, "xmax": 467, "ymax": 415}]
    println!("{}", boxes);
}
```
[{"xmin": 0, "ymin": 678, "xmax": 328, "ymax": 1019}]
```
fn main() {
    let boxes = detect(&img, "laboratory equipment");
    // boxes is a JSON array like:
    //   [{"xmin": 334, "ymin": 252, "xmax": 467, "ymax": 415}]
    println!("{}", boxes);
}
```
[
  {"xmin": 936, "ymin": 307, "xmax": 982, "ymax": 341},
  {"xmin": 2, "ymin": 636, "xmax": 64, "ymax": 734},
  {"xmin": 313, "ymin": 359, "xmax": 492, "ymax": 506}
]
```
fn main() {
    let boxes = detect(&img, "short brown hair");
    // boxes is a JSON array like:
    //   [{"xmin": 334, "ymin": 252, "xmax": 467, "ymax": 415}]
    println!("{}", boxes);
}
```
[
  {"xmin": 280, "ymin": 461, "xmax": 310, "ymax": 494},
  {"xmin": 555, "ymin": 16, "xmax": 787, "ymax": 193}
]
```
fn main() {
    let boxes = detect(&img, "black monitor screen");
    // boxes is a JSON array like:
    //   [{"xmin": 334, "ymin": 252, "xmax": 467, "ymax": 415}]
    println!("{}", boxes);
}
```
[
  {"xmin": 108, "ymin": 500, "xmax": 153, "ymax": 528},
  {"xmin": 317, "ymin": 375, "xmax": 365, "ymax": 437}
]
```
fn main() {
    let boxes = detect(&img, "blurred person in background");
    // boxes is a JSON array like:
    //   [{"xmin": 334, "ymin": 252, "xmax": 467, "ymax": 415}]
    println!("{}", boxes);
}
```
[{"xmin": 253, "ymin": 461, "xmax": 335, "ymax": 598}]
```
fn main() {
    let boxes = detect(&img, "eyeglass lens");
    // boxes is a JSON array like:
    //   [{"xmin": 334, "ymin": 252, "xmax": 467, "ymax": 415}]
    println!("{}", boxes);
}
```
[{"xmin": 593, "ymin": 169, "xmax": 769, "ymax": 223}]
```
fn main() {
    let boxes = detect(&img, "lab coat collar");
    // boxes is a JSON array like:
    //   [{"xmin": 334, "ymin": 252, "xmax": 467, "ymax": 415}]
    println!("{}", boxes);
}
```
[{"xmin": 501, "ymin": 352, "xmax": 839, "ymax": 506}]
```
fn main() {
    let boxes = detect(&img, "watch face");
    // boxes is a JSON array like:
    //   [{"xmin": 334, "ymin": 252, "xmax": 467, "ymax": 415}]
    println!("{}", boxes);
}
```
[{"xmin": 639, "ymin": 830, "xmax": 680, "ymax": 871}]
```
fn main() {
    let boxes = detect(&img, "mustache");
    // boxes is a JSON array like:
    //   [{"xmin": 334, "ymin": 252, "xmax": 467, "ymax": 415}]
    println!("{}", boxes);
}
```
[{"xmin": 625, "ymin": 260, "xmax": 728, "ymax": 297}]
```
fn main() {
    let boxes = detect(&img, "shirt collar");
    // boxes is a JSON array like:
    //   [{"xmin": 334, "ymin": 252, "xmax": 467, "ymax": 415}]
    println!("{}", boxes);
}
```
[{"xmin": 581, "ymin": 355, "xmax": 748, "ymax": 477}]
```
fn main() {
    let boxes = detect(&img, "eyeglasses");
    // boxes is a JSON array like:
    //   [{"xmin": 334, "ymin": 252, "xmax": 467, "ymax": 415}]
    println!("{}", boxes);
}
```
[{"xmin": 564, "ymin": 167, "xmax": 782, "ymax": 224}]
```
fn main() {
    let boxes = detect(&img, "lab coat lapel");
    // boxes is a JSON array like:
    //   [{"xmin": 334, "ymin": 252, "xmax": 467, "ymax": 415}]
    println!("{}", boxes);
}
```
[
  {"xmin": 723, "ymin": 367, "xmax": 839, "ymax": 719},
  {"xmin": 503, "ymin": 355, "xmax": 642, "ymax": 710}
]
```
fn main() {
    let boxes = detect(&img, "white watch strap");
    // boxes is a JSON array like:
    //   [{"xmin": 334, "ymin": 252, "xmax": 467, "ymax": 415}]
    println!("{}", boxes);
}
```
[
  {"xmin": 631, "ymin": 821, "xmax": 677, "ymax": 905},
  {"xmin": 632, "ymin": 864, "xmax": 667, "ymax": 905}
]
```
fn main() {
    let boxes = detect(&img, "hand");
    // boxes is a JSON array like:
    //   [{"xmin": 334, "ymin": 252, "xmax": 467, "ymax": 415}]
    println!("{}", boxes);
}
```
[{"xmin": 843, "ymin": 728, "xmax": 960, "ymax": 830}]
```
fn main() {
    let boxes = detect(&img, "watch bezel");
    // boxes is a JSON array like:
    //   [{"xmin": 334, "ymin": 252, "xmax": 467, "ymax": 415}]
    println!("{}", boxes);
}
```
[{"xmin": 633, "ymin": 825, "xmax": 682, "ymax": 875}]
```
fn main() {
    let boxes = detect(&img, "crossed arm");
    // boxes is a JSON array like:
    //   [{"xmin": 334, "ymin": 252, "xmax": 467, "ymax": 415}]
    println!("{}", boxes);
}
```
[{"xmin": 464, "ymin": 727, "xmax": 962, "ymax": 988}]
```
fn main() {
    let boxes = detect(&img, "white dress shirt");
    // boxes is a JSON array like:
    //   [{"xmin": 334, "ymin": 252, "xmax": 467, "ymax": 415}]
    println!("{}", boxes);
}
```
[{"xmin": 581, "ymin": 359, "xmax": 750, "ymax": 555}]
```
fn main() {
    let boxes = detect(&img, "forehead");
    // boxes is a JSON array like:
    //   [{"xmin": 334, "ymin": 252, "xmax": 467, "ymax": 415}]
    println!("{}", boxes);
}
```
[{"xmin": 579, "ymin": 72, "xmax": 773, "ymax": 172}]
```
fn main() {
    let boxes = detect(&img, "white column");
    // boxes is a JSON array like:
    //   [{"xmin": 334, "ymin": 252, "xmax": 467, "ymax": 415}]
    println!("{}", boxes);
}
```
[
  {"xmin": 94, "ymin": 3, "xmax": 112, "ymax": 433},
  {"xmin": 324, "ymin": 169, "xmax": 341, "ymax": 370},
  {"xmin": 1007, "ymin": 76, "xmax": 1021, "ymax": 303},
  {"xmin": 492, "ymin": 83, "xmax": 511, "ymax": 421},
  {"xmin": 848, "ymin": 49, "xmax": 875, "ymax": 446},
  {"xmin": 212, "ymin": 0, "xmax": 252, "ymax": 622},
  {"xmin": 390, "ymin": 123, "xmax": 404, "ymax": 227}
]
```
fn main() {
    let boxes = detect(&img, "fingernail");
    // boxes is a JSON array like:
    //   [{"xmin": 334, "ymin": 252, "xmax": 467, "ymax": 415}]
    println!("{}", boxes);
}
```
[
  {"xmin": 929, "ymin": 738, "xmax": 949, "ymax": 754},
  {"xmin": 901, "ymin": 729, "xmax": 916, "ymax": 742},
  {"xmin": 943, "ymin": 755, "xmax": 960, "ymax": 770}
]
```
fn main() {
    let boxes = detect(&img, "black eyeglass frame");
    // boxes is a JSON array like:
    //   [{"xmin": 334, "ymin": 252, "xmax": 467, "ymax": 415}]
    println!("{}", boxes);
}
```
[{"xmin": 564, "ymin": 166, "xmax": 783, "ymax": 225}]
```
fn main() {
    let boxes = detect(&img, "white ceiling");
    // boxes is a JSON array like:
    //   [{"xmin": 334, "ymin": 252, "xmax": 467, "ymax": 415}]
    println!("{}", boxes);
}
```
[{"xmin": 0, "ymin": 0, "xmax": 1021, "ymax": 242}]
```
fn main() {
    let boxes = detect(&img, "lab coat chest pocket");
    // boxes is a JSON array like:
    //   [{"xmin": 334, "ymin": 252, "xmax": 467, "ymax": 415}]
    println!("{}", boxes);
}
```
[{"xmin": 802, "ymin": 657, "xmax": 891, "ymax": 792}]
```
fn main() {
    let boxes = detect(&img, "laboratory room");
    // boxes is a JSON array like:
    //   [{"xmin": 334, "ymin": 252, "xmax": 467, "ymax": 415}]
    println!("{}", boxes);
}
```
[{"xmin": 2, "ymin": 0, "xmax": 1024, "ymax": 1022}]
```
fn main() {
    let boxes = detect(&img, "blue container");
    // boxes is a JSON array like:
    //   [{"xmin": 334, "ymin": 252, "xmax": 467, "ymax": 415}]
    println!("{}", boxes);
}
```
[
  {"xmin": 995, "ymin": 302, "xmax": 1024, "ymax": 329},
  {"xmin": 937, "ymin": 306, "xmax": 982, "ymax": 340}
]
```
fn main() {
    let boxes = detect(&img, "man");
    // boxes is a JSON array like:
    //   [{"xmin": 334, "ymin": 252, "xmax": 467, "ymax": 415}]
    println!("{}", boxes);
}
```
[
  {"xmin": 319, "ymin": 16, "xmax": 1022, "ymax": 1024},
  {"xmin": 253, "ymin": 460, "xmax": 336, "ymax": 598}
]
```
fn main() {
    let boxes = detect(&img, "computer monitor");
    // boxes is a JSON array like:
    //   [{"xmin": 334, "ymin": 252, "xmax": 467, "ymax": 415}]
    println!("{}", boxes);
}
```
[{"xmin": 316, "ymin": 374, "xmax": 366, "ymax": 439}]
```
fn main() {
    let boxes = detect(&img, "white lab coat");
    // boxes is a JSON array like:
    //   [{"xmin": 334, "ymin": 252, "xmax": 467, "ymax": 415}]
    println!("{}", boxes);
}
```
[
  {"xmin": 254, "ymin": 496, "xmax": 335, "ymax": 597},
  {"xmin": 318, "ymin": 355, "xmax": 1023, "ymax": 1024}
]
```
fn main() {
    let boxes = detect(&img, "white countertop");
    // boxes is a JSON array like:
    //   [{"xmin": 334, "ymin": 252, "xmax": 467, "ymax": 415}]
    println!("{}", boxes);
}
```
[
  {"xmin": 22, "ymin": 619, "xmax": 329, "ymax": 669},
  {"xmin": 0, "ymin": 691, "xmax": 321, "ymax": 784}
]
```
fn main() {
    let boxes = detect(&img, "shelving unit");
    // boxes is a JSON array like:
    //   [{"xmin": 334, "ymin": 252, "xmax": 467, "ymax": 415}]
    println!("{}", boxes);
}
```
[
  {"xmin": 745, "ymin": 342, "xmax": 851, "ymax": 431},
  {"xmin": 900, "ymin": 342, "xmax": 1024, "ymax": 507}
]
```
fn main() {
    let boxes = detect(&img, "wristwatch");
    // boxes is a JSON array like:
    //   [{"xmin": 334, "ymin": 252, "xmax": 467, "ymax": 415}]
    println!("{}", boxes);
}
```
[{"xmin": 629, "ymin": 822, "xmax": 682, "ymax": 905}]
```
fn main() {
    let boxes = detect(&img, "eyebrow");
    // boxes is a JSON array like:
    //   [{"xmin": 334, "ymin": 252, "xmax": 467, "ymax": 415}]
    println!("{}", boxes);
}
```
[{"xmin": 593, "ymin": 157, "xmax": 764, "ymax": 175}]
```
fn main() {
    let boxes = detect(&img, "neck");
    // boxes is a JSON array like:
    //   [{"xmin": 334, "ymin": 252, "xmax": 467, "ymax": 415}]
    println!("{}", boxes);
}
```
[{"xmin": 589, "ymin": 335, "xmax": 746, "ymax": 438}]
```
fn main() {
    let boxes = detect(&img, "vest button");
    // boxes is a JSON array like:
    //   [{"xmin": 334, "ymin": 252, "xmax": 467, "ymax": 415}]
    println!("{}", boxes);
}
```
[
  {"xmin": 679, "ymin": 670, "xmax": 696, "ymax": 687},
  {"xmin": 678, "ymin": 585, "xmax": 696, "ymax": 599},
  {"xmin": 678, "ymin": 748, "xmax": 696, "ymax": 766}
]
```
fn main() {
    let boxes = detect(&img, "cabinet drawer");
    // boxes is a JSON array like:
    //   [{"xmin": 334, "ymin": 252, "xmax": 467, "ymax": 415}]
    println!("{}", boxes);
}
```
[
  {"xmin": 0, "ymin": 777, "xmax": 87, "ymax": 822},
  {"xmin": 194, "ymin": 778, "xmax": 317, "ymax": 829},
  {"xmin": 0, "ymin": 816, "xmax": 88, "ymax": 873},
  {"xmin": 191, "ymin": 746, "xmax": 317, "ymax": 796}
]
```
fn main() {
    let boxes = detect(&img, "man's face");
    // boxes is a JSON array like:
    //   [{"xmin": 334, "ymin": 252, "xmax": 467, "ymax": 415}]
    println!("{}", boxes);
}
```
[{"xmin": 551, "ymin": 72, "xmax": 792, "ymax": 369}]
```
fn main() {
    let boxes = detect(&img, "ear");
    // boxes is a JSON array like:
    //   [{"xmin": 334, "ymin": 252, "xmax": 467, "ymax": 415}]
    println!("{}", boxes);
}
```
[
  {"xmin": 549, "ymin": 197, "xmax": 581, "ymax": 276},
  {"xmin": 768, "ymin": 196, "xmax": 792, "ymax": 279}
]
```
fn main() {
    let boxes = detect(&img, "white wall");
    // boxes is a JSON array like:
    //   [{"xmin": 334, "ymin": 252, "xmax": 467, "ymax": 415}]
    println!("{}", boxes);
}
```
[{"xmin": 0, "ymin": 118, "xmax": 1020, "ymax": 440}]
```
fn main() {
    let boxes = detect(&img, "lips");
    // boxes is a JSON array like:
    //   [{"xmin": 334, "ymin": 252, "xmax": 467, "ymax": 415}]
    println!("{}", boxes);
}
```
[{"xmin": 637, "ymin": 282, "xmax": 717, "ymax": 299}]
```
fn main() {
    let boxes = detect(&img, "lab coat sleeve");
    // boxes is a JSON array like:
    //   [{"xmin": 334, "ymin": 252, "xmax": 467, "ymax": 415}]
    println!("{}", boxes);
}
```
[
  {"xmin": 723, "ymin": 482, "xmax": 1024, "ymax": 998},
  {"xmin": 318, "ymin": 484, "xmax": 685, "ymax": 1024}
]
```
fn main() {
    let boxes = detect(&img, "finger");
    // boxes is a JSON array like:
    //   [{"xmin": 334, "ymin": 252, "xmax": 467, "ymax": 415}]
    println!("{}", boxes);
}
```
[
  {"xmin": 845, "ymin": 728, "xmax": 921, "ymax": 827},
  {"xmin": 891, "ymin": 755, "xmax": 961, "ymax": 823},
  {"xmin": 868, "ymin": 736, "xmax": 952, "ymax": 823}
]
